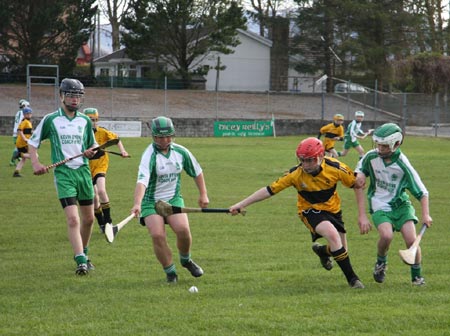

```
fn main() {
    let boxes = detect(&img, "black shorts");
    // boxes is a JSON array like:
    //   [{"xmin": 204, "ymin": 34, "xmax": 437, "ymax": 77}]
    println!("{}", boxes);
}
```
[
  {"xmin": 92, "ymin": 173, "xmax": 106, "ymax": 185},
  {"xmin": 299, "ymin": 209, "xmax": 346, "ymax": 242},
  {"xmin": 17, "ymin": 146, "xmax": 28, "ymax": 155}
]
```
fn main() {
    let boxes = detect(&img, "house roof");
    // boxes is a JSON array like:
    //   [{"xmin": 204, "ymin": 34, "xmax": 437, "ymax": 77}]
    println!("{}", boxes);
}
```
[
  {"xmin": 237, "ymin": 28, "xmax": 272, "ymax": 48},
  {"xmin": 94, "ymin": 48, "xmax": 130, "ymax": 63}
]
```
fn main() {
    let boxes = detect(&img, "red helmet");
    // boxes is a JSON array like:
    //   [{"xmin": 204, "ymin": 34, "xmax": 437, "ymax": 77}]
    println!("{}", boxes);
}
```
[{"xmin": 296, "ymin": 137, "xmax": 325, "ymax": 159}]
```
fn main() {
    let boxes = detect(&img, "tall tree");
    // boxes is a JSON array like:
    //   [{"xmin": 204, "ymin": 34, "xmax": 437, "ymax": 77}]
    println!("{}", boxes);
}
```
[
  {"xmin": 349, "ymin": 1, "xmax": 416, "ymax": 91},
  {"xmin": 0, "ymin": 0, "xmax": 97, "ymax": 75},
  {"xmin": 122, "ymin": 0, "xmax": 247, "ymax": 84},
  {"xmin": 98, "ymin": 0, "xmax": 133, "ymax": 51},
  {"xmin": 292, "ymin": 0, "xmax": 351, "ymax": 92},
  {"xmin": 244, "ymin": 0, "xmax": 293, "ymax": 37}
]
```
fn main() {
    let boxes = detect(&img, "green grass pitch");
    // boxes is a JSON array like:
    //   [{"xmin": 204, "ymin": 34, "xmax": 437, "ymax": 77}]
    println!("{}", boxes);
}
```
[{"xmin": 0, "ymin": 134, "xmax": 448, "ymax": 335}]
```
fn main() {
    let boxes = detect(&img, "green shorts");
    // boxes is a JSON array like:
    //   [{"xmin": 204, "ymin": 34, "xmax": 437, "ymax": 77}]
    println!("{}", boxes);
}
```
[
  {"xmin": 372, "ymin": 204, "xmax": 418, "ymax": 232},
  {"xmin": 140, "ymin": 196, "xmax": 184, "ymax": 219},
  {"xmin": 343, "ymin": 136, "xmax": 360, "ymax": 149},
  {"xmin": 54, "ymin": 165, "xmax": 94, "ymax": 201}
]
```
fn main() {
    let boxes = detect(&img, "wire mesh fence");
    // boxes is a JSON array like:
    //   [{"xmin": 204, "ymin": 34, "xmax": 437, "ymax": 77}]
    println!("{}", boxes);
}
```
[{"xmin": 1, "ymin": 83, "xmax": 449, "ymax": 135}]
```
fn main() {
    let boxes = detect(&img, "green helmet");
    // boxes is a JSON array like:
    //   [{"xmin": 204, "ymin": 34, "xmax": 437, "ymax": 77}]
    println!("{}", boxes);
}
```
[
  {"xmin": 151, "ymin": 116, "xmax": 175, "ymax": 137},
  {"xmin": 83, "ymin": 107, "xmax": 99, "ymax": 119},
  {"xmin": 373, "ymin": 123, "xmax": 403, "ymax": 151}
]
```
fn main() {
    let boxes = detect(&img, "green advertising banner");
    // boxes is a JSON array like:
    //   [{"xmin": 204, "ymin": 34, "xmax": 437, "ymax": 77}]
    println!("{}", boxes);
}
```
[{"xmin": 214, "ymin": 120, "xmax": 274, "ymax": 137}]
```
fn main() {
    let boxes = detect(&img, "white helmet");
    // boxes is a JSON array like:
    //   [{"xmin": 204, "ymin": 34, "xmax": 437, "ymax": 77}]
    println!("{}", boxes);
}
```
[
  {"xmin": 372, "ymin": 123, "xmax": 403, "ymax": 151},
  {"xmin": 355, "ymin": 111, "xmax": 364, "ymax": 117},
  {"xmin": 19, "ymin": 99, "xmax": 30, "ymax": 108}
]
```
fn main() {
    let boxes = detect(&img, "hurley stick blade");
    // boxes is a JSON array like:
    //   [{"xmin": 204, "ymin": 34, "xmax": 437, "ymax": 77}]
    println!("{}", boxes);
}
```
[
  {"xmin": 104, "ymin": 214, "xmax": 135, "ymax": 243},
  {"xmin": 155, "ymin": 200, "xmax": 175, "ymax": 217},
  {"xmin": 104, "ymin": 223, "xmax": 116, "ymax": 243},
  {"xmin": 398, "ymin": 224, "xmax": 427, "ymax": 265}
]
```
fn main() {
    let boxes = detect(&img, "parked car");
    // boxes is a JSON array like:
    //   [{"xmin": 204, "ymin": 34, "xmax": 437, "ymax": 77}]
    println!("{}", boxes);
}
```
[{"xmin": 334, "ymin": 83, "xmax": 368, "ymax": 93}]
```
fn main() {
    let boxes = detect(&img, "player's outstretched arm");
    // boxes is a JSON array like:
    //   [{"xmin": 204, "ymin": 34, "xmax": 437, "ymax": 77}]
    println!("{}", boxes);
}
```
[{"xmin": 229, "ymin": 187, "xmax": 271, "ymax": 215}]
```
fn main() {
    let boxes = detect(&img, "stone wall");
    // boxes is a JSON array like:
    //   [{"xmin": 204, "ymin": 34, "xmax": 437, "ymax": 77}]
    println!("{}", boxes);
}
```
[{"xmin": 1, "ymin": 116, "xmax": 383, "ymax": 138}]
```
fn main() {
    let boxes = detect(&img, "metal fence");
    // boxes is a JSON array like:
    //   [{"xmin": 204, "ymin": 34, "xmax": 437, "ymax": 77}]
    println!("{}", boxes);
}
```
[{"xmin": 1, "ymin": 83, "xmax": 449, "ymax": 132}]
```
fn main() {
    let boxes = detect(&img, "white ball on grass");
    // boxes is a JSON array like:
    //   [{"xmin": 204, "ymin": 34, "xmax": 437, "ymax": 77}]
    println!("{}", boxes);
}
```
[{"xmin": 188, "ymin": 286, "xmax": 198, "ymax": 293}]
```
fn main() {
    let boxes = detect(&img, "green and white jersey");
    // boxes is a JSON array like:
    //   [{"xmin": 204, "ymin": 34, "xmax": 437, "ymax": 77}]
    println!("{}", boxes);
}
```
[
  {"xmin": 28, "ymin": 108, "xmax": 96, "ymax": 169},
  {"xmin": 345, "ymin": 120, "xmax": 365, "ymax": 142},
  {"xmin": 137, "ymin": 143, "xmax": 202, "ymax": 203},
  {"xmin": 355, "ymin": 149, "xmax": 428, "ymax": 213},
  {"xmin": 13, "ymin": 109, "xmax": 24, "ymax": 136}
]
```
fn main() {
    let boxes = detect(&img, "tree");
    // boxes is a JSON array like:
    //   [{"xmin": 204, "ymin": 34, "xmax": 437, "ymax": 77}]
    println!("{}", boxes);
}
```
[
  {"xmin": 121, "ymin": 0, "xmax": 247, "ymax": 84},
  {"xmin": 0, "ymin": 0, "xmax": 97, "ymax": 75},
  {"xmin": 291, "ymin": 0, "xmax": 421, "ymax": 92},
  {"xmin": 244, "ymin": 0, "xmax": 293, "ymax": 37},
  {"xmin": 98, "ymin": 0, "xmax": 133, "ymax": 51},
  {"xmin": 393, "ymin": 52, "xmax": 450, "ymax": 93},
  {"xmin": 292, "ymin": 0, "xmax": 351, "ymax": 92}
]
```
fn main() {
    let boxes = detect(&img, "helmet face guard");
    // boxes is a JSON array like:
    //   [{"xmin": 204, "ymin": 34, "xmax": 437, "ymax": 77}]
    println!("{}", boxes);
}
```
[
  {"xmin": 60, "ymin": 78, "xmax": 85, "ymax": 111},
  {"xmin": 355, "ymin": 111, "xmax": 364, "ymax": 118},
  {"xmin": 296, "ymin": 137, "xmax": 325, "ymax": 173},
  {"xmin": 372, "ymin": 123, "xmax": 403, "ymax": 157},
  {"xmin": 22, "ymin": 107, "xmax": 32, "ymax": 117},
  {"xmin": 333, "ymin": 114, "xmax": 344, "ymax": 122},
  {"xmin": 151, "ymin": 116, "xmax": 175, "ymax": 150}
]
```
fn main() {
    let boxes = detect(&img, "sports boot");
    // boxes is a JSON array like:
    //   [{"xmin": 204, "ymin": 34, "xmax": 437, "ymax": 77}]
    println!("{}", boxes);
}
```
[
  {"xmin": 349, "ymin": 277, "xmax": 365, "ymax": 289},
  {"xmin": 373, "ymin": 262, "xmax": 387, "ymax": 283},
  {"xmin": 75, "ymin": 263, "xmax": 88, "ymax": 276},
  {"xmin": 312, "ymin": 243, "xmax": 333, "ymax": 271},
  {"xmin": 412, "ymin": 276, "xmax": 425, "ymax": 286},
  {"xmin": 166, "ymin": 273, "xmax": 178, "ymax": 284},
  {"xmin": 182, "ymin": 259, "xmax": 204, "ymax": 277}
]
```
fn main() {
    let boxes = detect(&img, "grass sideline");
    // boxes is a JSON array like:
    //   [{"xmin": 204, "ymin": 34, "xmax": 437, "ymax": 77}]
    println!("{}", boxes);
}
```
[{"xmin": 0, "ymin": 134, "xmax": 448, "ymax": 336}]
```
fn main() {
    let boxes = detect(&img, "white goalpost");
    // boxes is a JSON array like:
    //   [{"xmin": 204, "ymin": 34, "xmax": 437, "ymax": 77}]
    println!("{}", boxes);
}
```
[{"xmin": 26, "ymin": 64, "xmax": 59, "ymax": 115}]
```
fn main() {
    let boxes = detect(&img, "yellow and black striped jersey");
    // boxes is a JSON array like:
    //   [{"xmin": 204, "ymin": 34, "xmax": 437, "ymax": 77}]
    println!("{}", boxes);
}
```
[
  {"xmin": 268, "ymin": 157, "xmax": 356, "ymax": 214},
  {"xmin": 319, "ymin": 122, "xmax": 344, "ymax": 150},
  {"xmin": 89, "ymin": 126, "xmax": 119, "ymax": 175},
  {"xmin": 15, "ymin": 118, "xmax": 33, "ymax": 148}
]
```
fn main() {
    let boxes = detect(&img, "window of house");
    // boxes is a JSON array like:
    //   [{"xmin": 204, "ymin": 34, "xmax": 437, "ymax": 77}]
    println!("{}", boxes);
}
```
[
  {"xmin": 100, "ymin": 68, "xmax": 109, "ymax": 76},
  {"xmin": 128, "ymin": 65, "xmax": 136, "ymax": 78}
]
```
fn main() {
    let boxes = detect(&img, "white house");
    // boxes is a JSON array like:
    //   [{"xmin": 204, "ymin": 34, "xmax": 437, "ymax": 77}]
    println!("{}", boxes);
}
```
[
  {"xmin": 202, "ymin": 29, "xmax": 272, "ymax": 91},
  {"xmin": 93, "ymin": 29, "xmax": 274, "ymax": 92}
]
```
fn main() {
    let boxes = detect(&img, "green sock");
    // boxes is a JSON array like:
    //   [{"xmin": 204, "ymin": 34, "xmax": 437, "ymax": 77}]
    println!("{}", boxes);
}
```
[
  {"xmin": 180, "ymin": 253, "xmax": 191, "ymax": 265},
  {"xmin": 377, "ymin": 255, "xmax": 387, "ymax": 265},
  {"xmin": 164, "ymin": 263, "xmax": 177, "ymax": 275},
  {"xmin": 74, "ymin": 253, "xmax": 87, "ymax": 265},
  {"xmin": 411, "ymin": 264, "xmax": 421, "ymax": 280}
]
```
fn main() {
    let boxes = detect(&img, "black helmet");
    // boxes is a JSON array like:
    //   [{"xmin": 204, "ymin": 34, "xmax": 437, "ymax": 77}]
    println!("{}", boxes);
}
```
[
  {"xmin": 60, "ymin": 78, "xmax": 84, "ymax": 95},
  {"xmin": 60, "ymin": 78, "xmax": 84, "ymax": 111}
]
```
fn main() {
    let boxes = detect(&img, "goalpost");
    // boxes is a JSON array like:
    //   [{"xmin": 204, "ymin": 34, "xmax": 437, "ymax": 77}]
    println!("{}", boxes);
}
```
[{"xmin": 26, "ymin": 64, "xmax": 59, "ymax": 115}]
